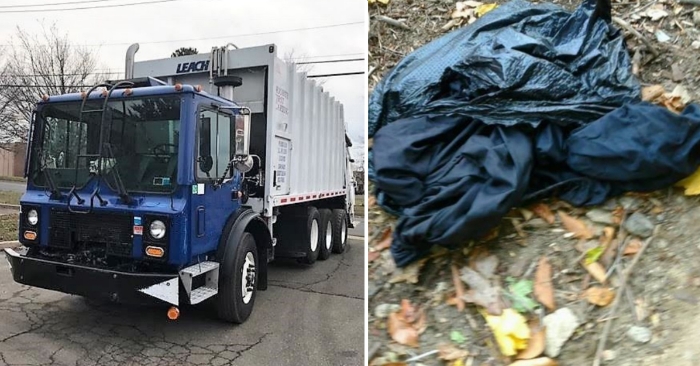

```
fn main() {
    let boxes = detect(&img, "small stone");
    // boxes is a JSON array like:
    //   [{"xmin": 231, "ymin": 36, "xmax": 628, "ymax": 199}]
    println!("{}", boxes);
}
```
[
  {"xmin": 627, "ymin": 326, "xmax": 652, "ymax": 343},
  {"xmin": 692, "ymin": 40, "xmax": 700, "ymax": 50},
  {"xmin": 368, "ymin": 282, "xmax": 379, "ymax": 297},
  {"xmin": 544, "ymin": 307, "xmax": 581, "ymax": 357},
  {"xmin": 654, "ymin": 238, "xmax": 669, "ymax": 249},
  {"xmin": 374, "ymin": 303, "xmax": 400, "ymax": 319},
  {"xmin": 586, "ymin": 209, "xmax": 615, "ymax": 225},
  {"xmin": 624, "ymin": 212, "xmax": 655, "ymax": 238},
  {"xmin": 602, "ymin": 349, "xmax": 616, "ymax": 361},
  {"xmin": 619, "ymin": 196, "xmax": 641, "ymax": 210},
  {"xmin": 694, "ymin": 11, "xmax": 700, "ymax": 26},
  {"xmin": 655, "ymin": 30, "xmax": 671, "ymax": 43},
  {"xmin": 672, "ymin": 63, "xmax": 684, "ymax": 83}
]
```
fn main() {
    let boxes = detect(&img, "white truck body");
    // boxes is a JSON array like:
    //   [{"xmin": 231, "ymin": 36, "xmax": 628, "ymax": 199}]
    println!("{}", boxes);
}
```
[{"xmin": 133, "ymin": 44, "xmax": 356, "ymax": 226}]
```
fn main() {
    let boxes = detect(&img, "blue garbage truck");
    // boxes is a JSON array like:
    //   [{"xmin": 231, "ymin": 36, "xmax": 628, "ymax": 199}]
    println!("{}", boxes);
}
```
[{"xmin": 3, "ymin": 43, "xmax": 358, "ymax": 323}]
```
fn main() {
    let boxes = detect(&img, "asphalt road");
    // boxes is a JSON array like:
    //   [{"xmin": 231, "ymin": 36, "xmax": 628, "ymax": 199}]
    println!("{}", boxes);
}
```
[
  {"xmin": 0, "ymin": 181, "xmax": 25, "ymax": 193},
  {"xmin": 0, "ymin": 237, "xmax": 364, "ymax": 366}
]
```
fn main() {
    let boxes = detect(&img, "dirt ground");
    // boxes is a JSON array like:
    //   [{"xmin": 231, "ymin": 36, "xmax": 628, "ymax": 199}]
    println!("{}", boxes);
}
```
[{"xmin": 367, "ymin": 0, "xmax": 700, "ymax": 365}]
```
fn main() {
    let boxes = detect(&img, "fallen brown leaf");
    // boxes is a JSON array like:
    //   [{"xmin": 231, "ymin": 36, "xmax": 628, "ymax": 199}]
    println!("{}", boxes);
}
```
[
  {"xmin": 387, "ymin": 311, "xmax": 419, "ymax": 347},
  {"xmin": 559, "ymin": 211, "xmax": 594, "ymax": 239},
  {"xmin": 461, "ymin": 266, "xmax": 503, "ymax": 315},
  {"xmin": 468, "ymin": 249, "xmax": 499, "ymax": 278},
  {"xmin": 389, "ymin": 258, "xmax": 427, "ymax": 284},
  {"xmin": 624, "ymin": 238, "xmax": 642, "ymax": 256},
  {"xmin": 438, "ymin": 344, "xmax": 469, "ymax": 361},
  {"xmin": 368, "ymin": 195, "xmax": 377, "ymax": 208},
  {"xmin": 520, "ymin": 208, "xmax": 534, "ymax": 221},
  {"xmin": 516, "ymin": 320, "xmax": 546, "ymax": 359},
  {"xmin": 534, "ymin": 256, "xmax": 556, "ymax": 311},
  {"xmin": 582, "ymin": 261, "xmax": 607, "ymax": 284},
  {"xmin": 511, "ymin": 218, "xmax": 527, "ymax": 238},
  {"xmin": 375, "ymin": 227, "xmax": 393, "ymax": 251},
  {"xmin": 400, "ymin": 299, "xmax": 418, "ymax": 323},
  {"xmin": 641, "ymin": 84, "xmax": 665, "ymax": 101},
  {"xmin": 452, "ymin": 264, "xmax": 466, "ymax": 311},
  {"xmin": 508, "ymin": 357, "xmax": 559, "ymax": 366},
  {"xmin": 585, "ymin": 286, "xmax": 615, "ymax": 306},
  {"xmin": 531, "ymin": 203, "xmax": 555, "ymax": 224},
  {"xmin": 368, "ymin": 250, "xmax": 381, "ymax": 263}
]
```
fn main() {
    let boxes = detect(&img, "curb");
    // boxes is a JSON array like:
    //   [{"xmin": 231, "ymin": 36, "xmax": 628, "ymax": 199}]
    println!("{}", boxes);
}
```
[
  {"xmin": 348, "ymin": 235, "xmax": 365, "ymax": 241},
  {"xmin": 0, "ymin": 204, "xmax": 19, "ymax": 211},
  {"xmin": 0, "ymin": 241, "xmax": 19, "ymax": 249}
]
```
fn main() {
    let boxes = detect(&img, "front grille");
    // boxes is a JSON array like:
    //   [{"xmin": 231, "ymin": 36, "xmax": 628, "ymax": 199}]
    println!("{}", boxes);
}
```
[{"xmin": 49, "ymin": 209, "xmax": 133, "ymax": 257}]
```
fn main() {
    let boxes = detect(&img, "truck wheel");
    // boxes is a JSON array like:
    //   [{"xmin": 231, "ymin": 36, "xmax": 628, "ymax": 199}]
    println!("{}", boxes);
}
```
[
  {"xmin": 318, "ymin": 208, "xmax": 333, "ymax": 260},
  {"xmin": 299, "ymin": 206, "xmax": 321, "ymax": 264},
  {"xmin": 216, "ymin": 232, "xmax": 258, "ymax": 324},
  {"xmin": 331, "ymin": 209, "xmax": 348, "ymax": 254}
]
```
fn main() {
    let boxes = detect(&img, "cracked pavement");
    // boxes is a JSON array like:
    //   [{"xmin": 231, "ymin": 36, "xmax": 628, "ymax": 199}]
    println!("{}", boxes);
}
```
[{"xmin": 0, "ymin": 236, "xmax": 364, "ymax": 366}]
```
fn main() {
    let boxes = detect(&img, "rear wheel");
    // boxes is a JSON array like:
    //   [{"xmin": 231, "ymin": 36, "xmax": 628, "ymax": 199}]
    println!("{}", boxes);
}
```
[
  {"xmin": 299, "ymin": 206, "xmax": 321, "ymax": 264},
  {"xmin": 331, "ymin": 209, "xmax": 348, "ymax": 254},
  {"xmin": 216, "ymin": 232, "xmax": 258, "ymax": 323},
  {"xmin": 318, "ymin": 209, "xmax": 333, "ymax": 260}
]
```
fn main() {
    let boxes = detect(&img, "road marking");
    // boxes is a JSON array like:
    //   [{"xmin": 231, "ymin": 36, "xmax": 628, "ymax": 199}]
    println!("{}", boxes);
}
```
[{"xmin": 348, "ymin": 235, "xmax": 364, "ymax": 241}]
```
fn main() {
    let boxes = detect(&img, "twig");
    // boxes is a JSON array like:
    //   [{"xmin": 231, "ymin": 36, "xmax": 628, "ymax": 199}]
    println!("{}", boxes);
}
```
[
  {"xmin": 405, "ymin": 350, "xmax": 439, "ymax": 362},
  {"xmin": 592, "ymin": 236, "xmax": 653, "ymax": 366},
  {"xmin": 451, "ymin": 263, "xmax": 466, "ymax": 312},
  {"xmin": 374, "ymin": 15, "xmax": 412, "ymax": 31},
  {"xmin": 612, "ymin": 16, "xmax": 659, "ymax": 57},
  {"xmin": 678, "ymin": 0, "xmax": 700, "ymax": 5}
]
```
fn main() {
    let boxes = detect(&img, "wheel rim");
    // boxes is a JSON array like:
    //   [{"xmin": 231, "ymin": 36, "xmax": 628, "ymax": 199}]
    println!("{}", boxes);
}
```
[
  {"xmin": 325, "ymin": 222, "xmax": 332, "ymax": 250},
  {"xmin": 341, "ymin": 218, "xmax": 347, "ymax": 245},
  {"xmin": 241, "ymin": 252, "xmax": 256, "ymax": 304},
  {"xmin": 310, "ymin": 219, "xmax": 319, "ymax": 252}
]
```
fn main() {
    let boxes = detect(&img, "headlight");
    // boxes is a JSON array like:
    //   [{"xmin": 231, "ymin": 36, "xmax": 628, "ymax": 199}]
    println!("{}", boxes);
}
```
[
  {"xmin": 149, "ymin": 220, "xmax": 166, "ymax": 239},
  {"xmin": 27, "ymin": 209, "xmax": 38, "ymax": 226}
]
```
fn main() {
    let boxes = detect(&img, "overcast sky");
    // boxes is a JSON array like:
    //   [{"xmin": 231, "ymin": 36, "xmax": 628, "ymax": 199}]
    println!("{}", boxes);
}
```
[{"xmin": 0, "ymin": 0, "xmax": 366, "ymax": 155}]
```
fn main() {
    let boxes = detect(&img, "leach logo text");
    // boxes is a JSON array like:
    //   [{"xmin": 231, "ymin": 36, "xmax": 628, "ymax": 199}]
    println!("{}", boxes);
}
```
[{"xmin": 176, "ymin": 60, "xmax": 210, "ymax": 74}]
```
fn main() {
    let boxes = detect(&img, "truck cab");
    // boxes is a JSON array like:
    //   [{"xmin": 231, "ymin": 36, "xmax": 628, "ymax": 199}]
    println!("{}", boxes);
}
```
[{"xmin": 4, "ymin": 43, "xmax": 356, "ymax": 324}]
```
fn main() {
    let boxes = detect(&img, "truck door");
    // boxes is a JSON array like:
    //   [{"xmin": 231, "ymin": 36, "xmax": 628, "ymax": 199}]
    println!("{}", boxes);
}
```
[{"xmin": 190, "ymin": 104, "xmax": 238, "ymax": 257}]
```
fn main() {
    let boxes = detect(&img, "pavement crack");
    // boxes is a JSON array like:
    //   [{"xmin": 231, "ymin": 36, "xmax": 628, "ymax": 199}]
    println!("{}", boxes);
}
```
[
  {"xmin": 269, "ymin": 284, "xmax": 362, "ymax": 300},
  {"xmin": 230, "ymin": 333, "xmax": 270, "ymax": 362}
]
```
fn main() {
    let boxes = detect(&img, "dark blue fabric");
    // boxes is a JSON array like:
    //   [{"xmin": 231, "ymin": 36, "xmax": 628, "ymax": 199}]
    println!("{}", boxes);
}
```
[{"xmin": 369, "ymin": 0, "xmax": 700, "ymax": 267}]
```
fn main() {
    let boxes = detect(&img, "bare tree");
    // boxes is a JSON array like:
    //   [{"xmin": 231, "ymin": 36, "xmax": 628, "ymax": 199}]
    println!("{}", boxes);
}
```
[
  {"xmin": 283, "ymin": 50, "xmax": 327, "ymax": 87},
  {"xmin": 171, "ymin": 47, "xmax": 198, "ymax": 58},
  {"xmin": 0, "ymin": 23, "xmax": 102, "ymax": 147}
]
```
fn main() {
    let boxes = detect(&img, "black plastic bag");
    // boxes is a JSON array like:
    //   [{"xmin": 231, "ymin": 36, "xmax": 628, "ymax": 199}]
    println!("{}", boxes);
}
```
[{"xmin": 369, "ymin": 0, "xmax": 700, "ymax": 267}]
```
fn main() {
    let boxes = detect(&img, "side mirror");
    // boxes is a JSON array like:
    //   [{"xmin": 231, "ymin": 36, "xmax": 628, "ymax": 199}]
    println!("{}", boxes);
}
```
[
  {"xmin": 197, "ymin": 155, "xmax": 213, "ymax": 173},
  {"xmin": 234, "ymin": 108, "xmax": 251, "ymax": 157}
]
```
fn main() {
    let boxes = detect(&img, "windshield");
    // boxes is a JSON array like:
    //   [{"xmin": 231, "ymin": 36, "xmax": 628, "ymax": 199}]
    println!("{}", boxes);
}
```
[{"xmin": 30, "ymin": 96, "xmax": 181, "ymax": 193}]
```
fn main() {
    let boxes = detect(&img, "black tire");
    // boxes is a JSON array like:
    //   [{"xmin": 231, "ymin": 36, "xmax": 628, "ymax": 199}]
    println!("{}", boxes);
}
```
[
  {"xmin": 331, "ymin": 209, "xmax": 348, "ymax": 254},
  {"xmin": 318, "ymin": 208, "xmax": 333, "ymax": 260},
  {"xmin": 299, "ymin": 206, "xmax": 321, "ymax": 264},
  {"xmin": 216, "ymin": 232, "xmax": 258, "ymax": 324}
]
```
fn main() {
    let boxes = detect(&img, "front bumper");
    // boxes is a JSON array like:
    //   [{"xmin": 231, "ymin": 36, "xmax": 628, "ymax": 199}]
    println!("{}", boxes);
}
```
[{"xmin": 4, "ymin": 247, "xmax": 179, "ymax": 306}]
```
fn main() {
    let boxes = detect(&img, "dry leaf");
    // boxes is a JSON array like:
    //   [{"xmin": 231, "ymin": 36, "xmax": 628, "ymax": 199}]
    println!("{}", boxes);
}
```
[
  {"xmin": 375, "ymin": 227, "xmax": 393, "ymax": 251},
  {"xmin": 534, "ymin": 257, "xmax": 556, "ymax": 311},
  {"xmin": 369, "ymin": 195, "xmax": 377, "ymax": 208},
  {"xmin": 387, "ymin": 312, "xmax": 419, "ymax": 347},
  {"xmin": 461, "ymin": 267, "xmax": 503, "ymax": 315},
  {"xmin": 438, "ymin": 344, "xmax": 469, "ymax": 361},
  {"xmin": 475, "ymin": 3, "xmax": 498, "ymax": 16},
  {"xmin": 520, "ymin": 208, "xmax": 534, "ymax": 221},
  {"xmin": 516, "ymin": 320, "xmax": 545, "ymax": 359},
  {"xmin": 641, "ymin": 85, "xmax": 665, "ymax": 101},
  {"xmin": 482, "ymin": 308, "xmax": 530, "ymax": 356},
  {"xmin": 585, "ymin": 286, "xmax": 615, "ymax": 306},
  {"xmin": 452, "ymin": 264, "xmax": 466, "ymax": 311},
  {"xmin": 368, "ymin": 250, "xmax": 381, "ymax": 262},
  {"xmin": 677, "ymin": 167, "xmax": 700, "ymax": 195},
  {"xmin": 531, "ymin": 203, "xmax": 555, "ymax": 224},
  {"xmin": 624, "ymin": 238, "xmax": 642, "ymax": 256},
  {"xmin": 389, "ymin": 259, "xmax": 427, "ymax": 284},
  {"xmin": 558, "ymin": 211, "xmax": 594, "ymax": 239},
  {"xmin": 468, "ymin": 249, "xmax": 499, "ymax": 278},
  {"xmin": 582, "ymin": 261, "xmax": 607, "ymax": 284},
  {"xmin": 511, "ymin": 218, "xmax": 527, "ymax": 238},
  {"xmin": 508, "ymin": 357, "xmax": 559, "ymax": 366}
]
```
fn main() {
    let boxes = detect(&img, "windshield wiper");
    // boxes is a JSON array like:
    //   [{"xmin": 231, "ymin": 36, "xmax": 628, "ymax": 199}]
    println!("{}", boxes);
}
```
[
  {"xmin": 102, "ymin": 143, "xmax": 131, "ymax": 204},
  {"xmin": 37, "ymin": 149, "xmax": 63, "ymax": 200}
]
